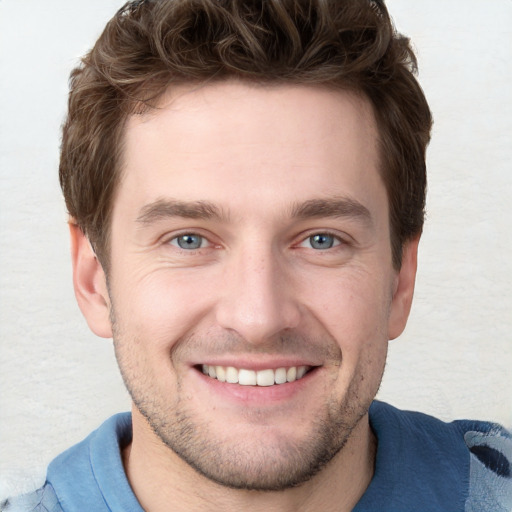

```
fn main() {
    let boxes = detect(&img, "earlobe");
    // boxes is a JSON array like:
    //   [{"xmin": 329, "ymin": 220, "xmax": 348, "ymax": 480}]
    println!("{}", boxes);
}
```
[
  {"xmin": 69, "ymin": 223, "xmax": 113, "ymax": 338},
  {"xmin": 388, "ymin": 237, "xmax": 420, "ymax": 340}
]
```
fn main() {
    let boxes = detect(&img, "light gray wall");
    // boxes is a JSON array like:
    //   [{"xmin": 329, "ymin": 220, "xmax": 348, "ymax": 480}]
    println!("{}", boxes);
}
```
[{"xmin": 1, "ymin": 0, "xmax": 511, "ymax": 500}]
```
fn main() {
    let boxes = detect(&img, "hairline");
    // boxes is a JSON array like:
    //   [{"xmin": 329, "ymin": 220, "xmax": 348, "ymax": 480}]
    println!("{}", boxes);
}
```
[{"xmin": 94, "ymin": 78, "xmax": 408, "ymax": 273}]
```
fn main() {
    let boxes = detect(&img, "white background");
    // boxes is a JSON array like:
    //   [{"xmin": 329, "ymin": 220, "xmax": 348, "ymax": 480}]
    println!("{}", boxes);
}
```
[{"xmin": 1, "ymin": 0, "xmax": 511, "ymax": 501}]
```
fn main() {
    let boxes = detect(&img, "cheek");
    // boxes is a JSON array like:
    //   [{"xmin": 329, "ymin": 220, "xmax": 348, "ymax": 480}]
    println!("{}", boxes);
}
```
[
  {"xmin": 309, "ymin": 269, "xmax": 392, "ymax": 353},
  {"xmin": 316, "ymin": 275, "xmax": 390, "ymax": 397},
  {"xmin": 110, "ymin": 266, "xmax": 219, "ymax": 352}
]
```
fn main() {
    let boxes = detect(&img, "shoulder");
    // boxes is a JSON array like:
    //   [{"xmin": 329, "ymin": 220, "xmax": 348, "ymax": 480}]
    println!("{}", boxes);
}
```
[
  {"xmin": 370, "ymin": 399, "xmax": 511, "ymax": 451},
  {"xmin": 2, "ymin": 413, "xmax": 135, "ymax": 512},
  {"xmin": 1, "ymin": 483, "xmax": 62, "ymax": 512},
  {"xmin": 47, "ymin": 412, "xmax": 132, "ymax": 478},
  {"xmin": 45, "ymin": 412, "xmax": 140, "ymax": 512},
  {"xmin": 363, "ymin": 401, "xmax": 512, "ymax": 512},
  {"xmin": 462, "ymin": 420, "xmax": 512, "ymax": 512}
]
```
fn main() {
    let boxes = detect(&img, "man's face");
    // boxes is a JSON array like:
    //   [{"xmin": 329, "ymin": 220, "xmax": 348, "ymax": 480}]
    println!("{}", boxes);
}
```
[{"xmin": 99, "ymin": 82, "xmax": 414, "ymax": 490}]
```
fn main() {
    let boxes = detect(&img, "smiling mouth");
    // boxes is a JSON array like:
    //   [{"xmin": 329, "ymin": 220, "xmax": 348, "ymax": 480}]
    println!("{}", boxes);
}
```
[{"xmin": 199, "ymin": 365, "xmax": 313, "ymax": 387}]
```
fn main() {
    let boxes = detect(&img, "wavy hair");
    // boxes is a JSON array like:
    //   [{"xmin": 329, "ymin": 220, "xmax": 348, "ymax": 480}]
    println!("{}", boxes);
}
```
[{"xmin": 60, "ymin": 0, "xmax": 432, "ymax": 269}]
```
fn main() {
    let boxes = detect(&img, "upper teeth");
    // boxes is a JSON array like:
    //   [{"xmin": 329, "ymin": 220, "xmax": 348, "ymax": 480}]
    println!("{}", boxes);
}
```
[{"xmin": 201, "ymin": 365, "xmax": 309, "ymax": 386}]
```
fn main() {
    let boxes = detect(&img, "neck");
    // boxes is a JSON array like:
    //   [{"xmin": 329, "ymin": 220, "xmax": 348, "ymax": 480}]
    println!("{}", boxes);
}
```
[{"xmin": 123, "ymin": 408, "xmax": 376, "ymax": 512}]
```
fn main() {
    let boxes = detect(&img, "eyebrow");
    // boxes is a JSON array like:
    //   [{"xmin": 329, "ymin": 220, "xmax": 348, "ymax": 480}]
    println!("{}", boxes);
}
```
[
  {"xmin": 135, "ymin": 196, "xmax": 372, "ymax": 227},
  {"xmin": 136, "ymin": 199, "xmax": 226, "ymax": 224},
  {"xmin": 290, "ymin": 197, "xmax": 373, "ymax": 225}
]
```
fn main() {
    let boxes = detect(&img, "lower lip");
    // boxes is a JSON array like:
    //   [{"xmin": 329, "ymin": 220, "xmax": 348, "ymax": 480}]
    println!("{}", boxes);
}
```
[{"xmin": 193, "ymin": 367, "xmax": 319, "ymax": 404}]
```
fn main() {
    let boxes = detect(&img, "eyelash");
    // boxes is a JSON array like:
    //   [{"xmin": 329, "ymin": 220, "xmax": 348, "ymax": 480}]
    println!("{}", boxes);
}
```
[{"xmin": 165, "ymin": 230, "xmax": 347, "ymax": 252}]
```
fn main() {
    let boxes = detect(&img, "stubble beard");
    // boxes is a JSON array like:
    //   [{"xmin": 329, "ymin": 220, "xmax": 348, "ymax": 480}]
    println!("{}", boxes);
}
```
[
  {"xmin": 141, "ymin": 384, "xmax": 370, "ymax": 491},
  {"xmin": 111, "ymin": 311, "xmax": 381, "ymax": 491}
]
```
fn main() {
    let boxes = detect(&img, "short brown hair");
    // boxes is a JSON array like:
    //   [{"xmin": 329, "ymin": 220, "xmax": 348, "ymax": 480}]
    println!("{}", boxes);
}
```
[{"xmin": 60, "ymin": 0, "xmax": 432, "ymax": 270}]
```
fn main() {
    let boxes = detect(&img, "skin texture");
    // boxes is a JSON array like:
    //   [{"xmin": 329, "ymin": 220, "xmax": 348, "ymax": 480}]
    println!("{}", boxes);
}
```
[{"xmin": 71, "ymin": 82, "xmax": 418, "ymax": 512}]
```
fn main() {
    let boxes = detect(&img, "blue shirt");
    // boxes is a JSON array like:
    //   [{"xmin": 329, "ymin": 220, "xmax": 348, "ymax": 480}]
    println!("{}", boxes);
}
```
[{"xmin": 3, "ymin": 401, "xmax": 511, "ymax": 511}]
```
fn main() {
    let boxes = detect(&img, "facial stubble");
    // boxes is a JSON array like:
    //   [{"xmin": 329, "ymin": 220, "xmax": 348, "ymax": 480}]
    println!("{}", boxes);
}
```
[{"xmin": 110, "ymin": 305, "xmax": 382, "ymax": 491}]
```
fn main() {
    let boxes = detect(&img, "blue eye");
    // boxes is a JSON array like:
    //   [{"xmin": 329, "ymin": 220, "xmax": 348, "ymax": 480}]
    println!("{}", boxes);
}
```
[
  {"xmin": 171, "ymin": 234, "xmax": 205, "ymax": 250},
  {"xmin": 305, "ymin": 233, "xmax": 340, "ymax": 250}
]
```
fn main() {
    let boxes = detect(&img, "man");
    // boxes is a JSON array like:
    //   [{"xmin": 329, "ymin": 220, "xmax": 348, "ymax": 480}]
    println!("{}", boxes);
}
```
[{"xmin": 3, "ymin": 0, "xmax": 511, "ymax": 511}]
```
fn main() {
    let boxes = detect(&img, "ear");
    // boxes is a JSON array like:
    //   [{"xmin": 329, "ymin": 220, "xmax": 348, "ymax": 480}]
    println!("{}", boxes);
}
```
[
  {"xmin": 69, "ymin": 223, "xmax": 113, "ymax": 338},
  {"xmin": 388, "ymin": 237, "xmax": 420, "ymax": 340}
]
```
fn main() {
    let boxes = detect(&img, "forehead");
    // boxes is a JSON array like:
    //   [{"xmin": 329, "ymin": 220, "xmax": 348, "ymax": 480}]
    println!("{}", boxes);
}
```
[{"xmin": 117, "ymin": 81, "xmax": 384, "ymax": 225}]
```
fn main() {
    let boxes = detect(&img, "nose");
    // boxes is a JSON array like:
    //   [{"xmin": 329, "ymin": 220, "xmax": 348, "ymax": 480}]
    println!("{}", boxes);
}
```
[{"xmin": 215, "ymin": 246, "xmax": 301, "ymax": 344}]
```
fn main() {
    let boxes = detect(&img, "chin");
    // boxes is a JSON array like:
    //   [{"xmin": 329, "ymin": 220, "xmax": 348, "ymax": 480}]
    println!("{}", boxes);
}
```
[{"xmin": 134, "ymin": 388, "xmax": 370, "ymax": 491}]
